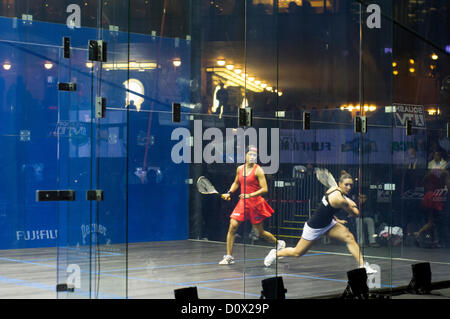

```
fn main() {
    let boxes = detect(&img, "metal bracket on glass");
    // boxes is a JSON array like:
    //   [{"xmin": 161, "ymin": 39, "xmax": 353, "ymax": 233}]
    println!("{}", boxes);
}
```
[
  {"xmin": 96, "ymin": 96, "xmax": 106, "ymax": 118},
  {"xmin": 58, "ymin": 82, "xmax": 77, "ymax": 91},
  {"xmin": 172, "ymin": 102, "xmax": 181, "ymax": 123},
  {"xmin": 21, "ymin": 14, "xmax": 33, "ymax": 25},
  {"xmin": 88, "ymin": 40, "xmax": 107, "ymax": 62},
  {"xmin": 354, "ymin": 116, "xmax": 367, "ymax": 134},
  {"xmin": 36, "ymin": 190, "xmax": 75, "ymax": 202},
  {"xmin": 20, "ymin": 130, "xmax": 30, "ymax": 142},
  {"xmin": 109, "ymin": 25, "xmax": 119, "ymax": 34},
  {"xmin": 56, "ymin": 283, "xmax": 74, "ymax": 292},
  {"xmin": 63, "ymin": 37, "xmax": 71, "ymax": 59},
  {"xmin": 303, "ymin": 112, "xmax": 311, "ymax": 130},
  {"xmin": 86, "ymin": 190, "xmax": 104, "ymax": 201},
  {"xmin": 274, "ymin": 181, "xmax": 285, "ymax": 188},
  {"xmin": 275, "ymin": 111, "xmax": 285, "ymax": 118},
  {"xmin": 239, "ymin": 107, "xmax": 252, "ymax": 127},
  {"xmin": 406, "ymin": 119, "xmax": 412, "ymax": 136}
]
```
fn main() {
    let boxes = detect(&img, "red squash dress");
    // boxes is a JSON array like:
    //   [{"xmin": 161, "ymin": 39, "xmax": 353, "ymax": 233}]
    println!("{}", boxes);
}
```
[{"xmin": 230, "ymin": 164, "xmax": 275, "ymax": 224}]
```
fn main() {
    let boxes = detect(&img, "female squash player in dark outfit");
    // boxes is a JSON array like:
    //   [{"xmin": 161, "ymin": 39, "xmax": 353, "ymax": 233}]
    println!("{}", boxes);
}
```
[
  {"xmin": 264, "ymin": 171, "xmax": 377, "ymax": 274},
  {"xmin": 219, "ymin": 146, "xmax": 285, "ymax": 265}
]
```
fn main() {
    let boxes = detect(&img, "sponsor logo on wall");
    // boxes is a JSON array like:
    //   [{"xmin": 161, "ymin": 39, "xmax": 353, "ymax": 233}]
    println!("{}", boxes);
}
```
[
  {"xmin": 81, "ymin": 223, "xmax": 108, "ymax": 245},
  {"xmin": 16, "ymin": 229, "xmax": 58, "ymax": 241}
]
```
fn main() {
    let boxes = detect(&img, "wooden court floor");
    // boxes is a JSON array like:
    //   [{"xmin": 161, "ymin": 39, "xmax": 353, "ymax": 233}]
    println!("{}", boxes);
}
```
[{"xmin": 0, "ymin": 240, "xmax": 449, "ymax": 299}]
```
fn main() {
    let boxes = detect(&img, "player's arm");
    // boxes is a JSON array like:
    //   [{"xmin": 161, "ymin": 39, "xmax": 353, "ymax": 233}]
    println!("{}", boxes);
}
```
[
  {"xmin": 222, "ymin": 166, "xmax": 241, "ymax": 200},
  {"xmin": 329, "ymin": 192, "xmax": 360, "ymax": 217},
  {"xmin": 333, "ymin": 215, "xmax": 348, "ymax": 225}
]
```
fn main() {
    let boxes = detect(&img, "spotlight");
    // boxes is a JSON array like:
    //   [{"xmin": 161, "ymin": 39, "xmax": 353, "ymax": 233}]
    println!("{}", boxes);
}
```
[
  {"xmin": 341, "ymin": 268, "xmax": 369, "ymax": 299},
  {"xmin": 260, "ymin": 276, "xmax": 287, "ymax": 299},
  {"xmin": 216, "ymin": 58, "xmax": 226, "ymax": 66},
  {"xmin": 407, "ymin": 262, "xmax": 432, "ymax": 294},
  {"xmin": 174, "ymin": 287, "xmax": 199, "ymax": 301},
  {"xmin": 172, "ymin": 58, "xmax": 181, "ymax": 67}
]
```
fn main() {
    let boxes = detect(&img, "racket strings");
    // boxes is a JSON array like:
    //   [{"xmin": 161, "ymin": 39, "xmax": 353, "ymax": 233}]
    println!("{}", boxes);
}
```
[{"xmin": 197, "ymin": 177, "xmax": 217, "ymax": 194}]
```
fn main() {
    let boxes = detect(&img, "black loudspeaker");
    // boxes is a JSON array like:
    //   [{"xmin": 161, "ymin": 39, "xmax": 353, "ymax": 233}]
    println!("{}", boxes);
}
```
[
  {"xmin": 260, "ymin": 276, "xmax": 287, "ymax": 299},
  {"xmin": 408, "ymin": 262, "xmax": 432, "ymax": 294},
  {"xmin": 174, "ymin": 287, "xmax": 199, "ymax": 300},
  {"xmin": 341, "ymin": 268, "xmax": 369, "ymax": 299}
]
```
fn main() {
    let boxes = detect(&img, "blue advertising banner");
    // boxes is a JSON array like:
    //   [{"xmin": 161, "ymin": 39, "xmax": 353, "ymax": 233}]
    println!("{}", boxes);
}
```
[{"xmin": 279, "ymin": 127, "xmax": 419, "ymax": 165}]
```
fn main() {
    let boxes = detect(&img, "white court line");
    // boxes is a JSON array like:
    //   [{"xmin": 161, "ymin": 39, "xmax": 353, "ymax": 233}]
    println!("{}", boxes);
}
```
[
  {"xmin": 188, "ymin": 239, "xmax": 450, "ymax": 266},
  {"xmin": 308, "ymin": 249, "xmax": 450, "ymax": 266}
]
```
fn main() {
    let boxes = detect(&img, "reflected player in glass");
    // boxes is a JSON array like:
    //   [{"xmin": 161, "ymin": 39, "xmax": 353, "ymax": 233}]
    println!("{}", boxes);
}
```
[
  {"xmin": 264, "ymin": 170, "xmax": 377, "ymax": 274},
  {"xmin": 219, "ymin": 146, "xmax": 285, "ymax": 265}
]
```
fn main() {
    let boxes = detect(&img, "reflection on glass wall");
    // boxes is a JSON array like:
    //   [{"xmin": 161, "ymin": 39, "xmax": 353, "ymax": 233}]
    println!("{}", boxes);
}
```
[{"xmin": 0, "ymin": 0, "xmax": 448, "ymax": 300}]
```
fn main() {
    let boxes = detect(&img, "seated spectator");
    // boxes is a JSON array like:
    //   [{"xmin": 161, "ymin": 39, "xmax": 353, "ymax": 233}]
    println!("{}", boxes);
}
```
[
  {"xmin": 356, "ymin": 194, "xmax": 380, "ymax": 247},
  {"xmin": 407, "ymin": 147, "xmax": 426, "ymax": 169},
  {"xmin": 428, "ymin": 151, "xmax": 447, "ymax": 170}
]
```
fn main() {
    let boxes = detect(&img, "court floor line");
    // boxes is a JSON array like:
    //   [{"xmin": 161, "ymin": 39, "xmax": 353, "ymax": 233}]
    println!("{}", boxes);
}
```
[
  {"xmin": 190, "ymin": 239, "xmax": 450, "ymax": 266},
  {"xmin": 0, "ymin": 256, "xmax": 267, "ymax": 298},
  {"xmin": 178, "ymin": 272, "xmax": 345, "ymax": 286},
  {"xmin": 0, "ymin": 256, "xmax": 57, "ymax": 269},
  {"xmin": 1, "ymin": 241, "xmax": 440, "ymax": 297},
  {"xmin": 0, "ymin": 255, "xmax": 397, "ymax": 298},
  {"xmin": 0, "ymin": 252, "xmax": 347, "ymax": 298},
  {"xmin": 308, "ymin": 250, "xmax": 450, "ymax": 266},
  {"xmin": 0, "ymin": 275, "xmax": 123, "ymax": 299},
  {"xmin": 178, "ymin": 273, "xmax": 395, "ymax": 289},
  {"xmin": 125, "ymin": 274, "xmax": 262, "ymax": 298},
  {"xmin": 101, "ymin": 253, "xmax": 329, "ymax": 273},
  {"xmin": 282, "ymin": 273, "xmax": 395, "ymax": 288}
]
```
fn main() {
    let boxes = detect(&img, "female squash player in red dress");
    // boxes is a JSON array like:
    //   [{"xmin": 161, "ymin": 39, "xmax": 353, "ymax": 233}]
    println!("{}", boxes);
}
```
[{"xmin": 219, "ymin": 146, "xmax": 285, "ymax": 265}]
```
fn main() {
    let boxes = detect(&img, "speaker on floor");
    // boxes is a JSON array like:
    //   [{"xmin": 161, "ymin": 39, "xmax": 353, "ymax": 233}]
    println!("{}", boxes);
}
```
[
  {"xmin": 341, "ymin": 268, "xmax": 369, "ymax": 299},
  {"xmin": 174, "ymin": 286, "xmax": 199, "ymax": 300},
  {"xmin": 260, "ymin": 276, "xmax": 287, "ymax": 299},
  {"xmin": 407, "ymin": 262, "xmax": 432, "ymax": 294}
]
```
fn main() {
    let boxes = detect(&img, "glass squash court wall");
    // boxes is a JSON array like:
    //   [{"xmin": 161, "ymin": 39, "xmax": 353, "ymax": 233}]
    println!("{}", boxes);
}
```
[
  {"xmin": 0, "ymin": 0, "xmax": 448, "ymax": 299},
  {"xmin": 0, "ymin": 0, "xmax": 133, "ymax": 298}
]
